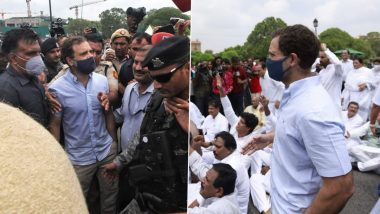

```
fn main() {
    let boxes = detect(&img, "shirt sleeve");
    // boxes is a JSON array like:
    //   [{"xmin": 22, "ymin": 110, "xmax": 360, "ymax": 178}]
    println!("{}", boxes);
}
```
[
  {"xmin": 221, "ymin": 117, "xmax": 229, "ymax": 132},
  {"xmin": 299, "ymin": 112, "xmax": 352, "ymax": 177},
  {"xmin": 189, "ymin": 151, "xmax": 211, "ymax": 179},
  {"xmin": 0, "ymin": 82, "xmax": 20, "ymax": 107},
  {"xmin": 220, "ymin": 96, "xmax": 239, "ymax": 127}
]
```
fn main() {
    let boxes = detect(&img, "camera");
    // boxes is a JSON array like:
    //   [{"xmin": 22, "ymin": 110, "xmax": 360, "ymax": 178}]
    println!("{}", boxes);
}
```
[
  {"xmin": 126, "ymin": 7, "xmax": 146, "ymax": 20},
  {"xmin": 50, "ymin": 18, "xmax": 65, "ymax": 38},
  {"xmin": 212, "ymin": 65, "xmax": 224, "ymax": 77}
]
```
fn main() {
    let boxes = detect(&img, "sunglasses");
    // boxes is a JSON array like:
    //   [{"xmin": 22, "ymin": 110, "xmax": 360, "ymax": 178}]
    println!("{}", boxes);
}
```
[{"xmin": 151, "ymin": 62, "xmax": 187, "ymax": 83}]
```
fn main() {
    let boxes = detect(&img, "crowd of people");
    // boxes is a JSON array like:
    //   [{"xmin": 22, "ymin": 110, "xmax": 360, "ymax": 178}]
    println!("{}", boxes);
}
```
[
  {"xmin": 0, "ymin": 6, "xmax": 192, "ymax": 214},
  {"xmin": 189, "ymin": 24, "xmax": 380, "ymax": 213}
]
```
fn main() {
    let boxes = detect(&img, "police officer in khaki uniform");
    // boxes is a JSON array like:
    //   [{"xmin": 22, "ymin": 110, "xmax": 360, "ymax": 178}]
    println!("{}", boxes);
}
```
[{"xmin": 104, "ymin": 28, "xmax": 131, "ymax": 73}]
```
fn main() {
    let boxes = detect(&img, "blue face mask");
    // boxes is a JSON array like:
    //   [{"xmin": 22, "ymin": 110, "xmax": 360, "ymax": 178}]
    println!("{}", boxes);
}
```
[
  {"xmin": 266, "ymin": 56, "xmax": 289, "ymax": 82},
  {"xmin": 74, "ymin": 57, "xmax": 96, "ymax": 74}
]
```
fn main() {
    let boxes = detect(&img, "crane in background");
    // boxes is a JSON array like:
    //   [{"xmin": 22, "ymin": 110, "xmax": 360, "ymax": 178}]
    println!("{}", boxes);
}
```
[
  {"xmin": 26, "ymin": 0, "xmax": 32, "ymax": 17},
  {"xmin": 69, "ymin": 0, "xmax": 107, "ymax": 19}
]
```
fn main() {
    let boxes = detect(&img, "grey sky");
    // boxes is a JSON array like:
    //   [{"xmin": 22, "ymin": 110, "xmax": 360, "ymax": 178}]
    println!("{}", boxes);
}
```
[
  {"xmin": 1, "ymin": 0, "xmax": 177, "ymax": 20},
  {"xmin": 192, "ymin": 0, "xmax": 380, "ymax": 52}
]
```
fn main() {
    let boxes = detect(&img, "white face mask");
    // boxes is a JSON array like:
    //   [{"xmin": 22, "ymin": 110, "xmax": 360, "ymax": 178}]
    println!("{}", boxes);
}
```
[{"xmin": 15, "ymin": 54, "xmax": 46, "ymax": 76}]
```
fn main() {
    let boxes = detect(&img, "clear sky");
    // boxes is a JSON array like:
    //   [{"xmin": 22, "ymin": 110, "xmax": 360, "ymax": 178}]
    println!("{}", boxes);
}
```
[
  {"xmin": 1, "ymin": 0, "xmax": 178, "ymax": 20},
  {"xmin": 192, "ymin": 0, "xmax": 380, "ymax": 52}
]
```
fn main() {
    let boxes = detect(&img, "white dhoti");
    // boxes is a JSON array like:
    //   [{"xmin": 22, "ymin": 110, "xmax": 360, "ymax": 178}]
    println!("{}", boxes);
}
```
[
  {"xmin": 250, "ymin": 170, "xmax": 271, "ymax": 213},
  {"xmin": 349, "ymin": 144, "xmax": 380, "ymax": 174}
]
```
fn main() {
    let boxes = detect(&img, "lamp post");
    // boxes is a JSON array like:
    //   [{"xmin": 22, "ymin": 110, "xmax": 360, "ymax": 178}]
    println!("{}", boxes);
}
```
[
  {"xmin": 48, "ymin": 0, "xmax": 52, "ymax": 23},
  {"xmin": 313, "ymin": 18, "xmax": 318, "ymax": 36}
]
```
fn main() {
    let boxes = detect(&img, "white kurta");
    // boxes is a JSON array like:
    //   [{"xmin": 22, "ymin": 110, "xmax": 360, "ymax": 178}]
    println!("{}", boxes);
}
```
[
  {"xmin": 221, "ymin": 96, "xmax": 262, "ymax": 169},
  {"xmin": 342, "ymin": 66, "xmax": 375, "ymax": 119},
  {"xmin": 190, "ymin": 101, "xmax": 205, "ymax": 129},
  {"xmin": 259, "ymin": 71, "xmax": 285, "ymax": 113},
  {"xmin": 201, "ymin": 113, "xmax": 229, "ymax": 142},
  {"xmin": 341, "ymin": 111, "xmax": 366, "ymax": 152},
  {"xmin": 250, "ymin": 170, "xmax": 271, "ymax": 213},
  {"xmin": 188, "ymin": 193, "xmax": 240, "ymax": 214},
  {"xmin": 318, "ymin": 49, "xmax": 344, "ymax": 107},
  {"xmin": 189, "ymin": 151, "xmax": 250, "ymax": 214},
  {"xmin": 341, "ymin": 59, "xmax": 354, "ymax": 81}
]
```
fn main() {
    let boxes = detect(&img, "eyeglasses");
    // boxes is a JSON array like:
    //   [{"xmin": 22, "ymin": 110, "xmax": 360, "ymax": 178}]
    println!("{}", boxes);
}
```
[{"xmin": 151, "ymin": 62, "xmax": 187, "ymax": 83}]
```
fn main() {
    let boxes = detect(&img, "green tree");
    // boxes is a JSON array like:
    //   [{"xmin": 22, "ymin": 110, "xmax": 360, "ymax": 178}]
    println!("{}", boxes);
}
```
[
  {"xmin": 219, "ymin": 47, "xmax": 239, "ymax": 60},
  {"xmin": 319, "ymin": 28, "xmax": 354, "ymax": 52},
  {"xmin": 66, "ymin": 18, "xmax": 100, "ymax": 36},
  {"xmin": 99, "ymin": 8, "xmax": 127, "ymax": 38},
  {"xmin": 244, "ymin": 17, "xmax": 287, "ymax": 58},
  {"xmin": 320, "ymin": 28, "xmax": 375, "ymax": 58},
  {"xmin": 140, "ymin": 7, "xmax": 190, "ymax": 28},
  {"xmin": 351, "ymin": 38, "xmax": 375, "ymax": 58},
  {"xmin": 362, "ymin": 32, "xmax": 380, "ymax": 57},
  {"xmin": 191, "ymin": 50, "xmax": 214, "ymax": 65}
]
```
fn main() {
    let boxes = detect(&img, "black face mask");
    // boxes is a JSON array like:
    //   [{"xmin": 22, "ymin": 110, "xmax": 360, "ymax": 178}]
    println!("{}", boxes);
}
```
[{"xmin": 74, "ymin": 57, "xmax": 96, "ymax": 74}]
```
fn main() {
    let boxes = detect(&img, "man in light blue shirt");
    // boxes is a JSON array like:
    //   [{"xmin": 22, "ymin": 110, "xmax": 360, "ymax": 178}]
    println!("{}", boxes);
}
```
[
  {"xmin": 49, "ymin": 36, "xmax": 118, "ymax": 213},
  {"xmin": 114, "ymin": 45, "xmax": 154, "ymax": 151},
  {"xmin": 243, "ymin": 25, "xmax": 354, "ymax": 213}
]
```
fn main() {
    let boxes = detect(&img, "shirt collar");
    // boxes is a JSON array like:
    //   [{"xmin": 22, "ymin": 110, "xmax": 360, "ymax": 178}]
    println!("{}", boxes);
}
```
[
  {"xmin": 281, "ymin": 76, "xmax": 319, "ymax": 107},
  {"xmin": 132, "ymin": 81, "xmax": 155, "ymax": 95},
  {"xmin": 66, "ymin": 68, "xmax": 93, "ymax": 83}
]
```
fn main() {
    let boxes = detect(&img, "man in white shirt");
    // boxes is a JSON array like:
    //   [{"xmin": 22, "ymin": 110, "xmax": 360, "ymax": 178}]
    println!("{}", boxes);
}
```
[
  {"xmin": 189, "ymin": 132, "xmax": 250, "ymax": 214},
  {"xmin": 215, "ymin": 74, "xmax": 260, "ymax": 151},
  {"xmin": 201, "ymin": 99, "xmax": 229, "ymax": 142},
  {"xmin": 342, "ymin": 101, "xmax": 365, "ymax": 149},
  {"xmin": 190, "ymin": 101, "xmax": 205, "ymax": 130},
  {"xmin": 342, "ymin": 58, "xmax": 375, "ymax": 119},
  {"xmin": 200, "ymin": 99, "xmax": 229, "ymax": 164},
  {"xmin": 341, "ymin": 49, "xmax": 354, "ymax": 81},
  {"xmin": 318, "ymin": 44, "xmax": 344, "ymax": 107},
  {"xmin": 188, "ymin": 163, "xmax": 240, "ymax": 214},
  {"xmin": 347, "ymin": 112, "xmax": 380, "ymax": 174},
  {"xmin": 370, "ymin": 58, "xmax": 380, "ymax": 91}
]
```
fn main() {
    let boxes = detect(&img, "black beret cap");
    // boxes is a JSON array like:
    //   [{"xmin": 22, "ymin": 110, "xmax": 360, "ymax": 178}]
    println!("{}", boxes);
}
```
[
  {"xmin": 142, "ymin": 36, "xmax": 190, "ymax": 71},
  {"xmin": 41, "ymin": 38, "xmax": 59, "ymax": 55}
]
